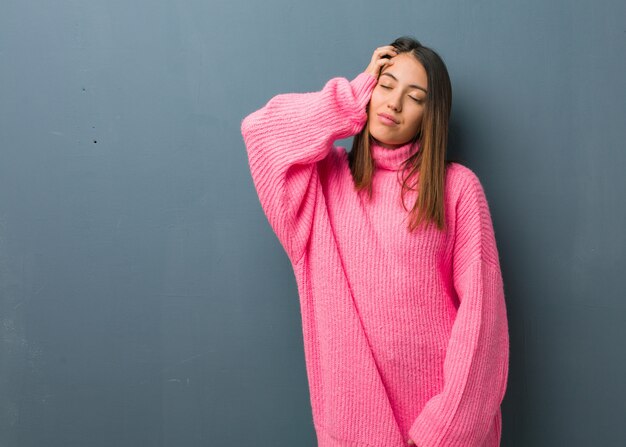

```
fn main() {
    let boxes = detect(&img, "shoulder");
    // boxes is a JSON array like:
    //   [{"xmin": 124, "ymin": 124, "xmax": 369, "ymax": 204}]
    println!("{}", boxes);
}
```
[
  {"xmin": 446, "ymin": 161, "xmax": 481, "ymax": 184},
  {"xmin": 445, "ymin": 161, "xmax": 486, "ymax": 203}
]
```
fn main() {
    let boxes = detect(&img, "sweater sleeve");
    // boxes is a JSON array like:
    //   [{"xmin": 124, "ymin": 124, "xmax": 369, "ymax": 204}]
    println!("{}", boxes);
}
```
[
  {"xmin": 408, "ymin": 171, "xmax": 510, "ymax": 447},
  {"xmin": 240, "ymin": 72, "xmax": 378, "ymax": 263}
]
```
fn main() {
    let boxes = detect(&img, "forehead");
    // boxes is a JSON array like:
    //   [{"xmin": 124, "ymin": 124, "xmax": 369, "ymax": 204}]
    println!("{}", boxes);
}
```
[{"xmin": 380, "ymin": 54, "xmax": 427, "ymax": 87}]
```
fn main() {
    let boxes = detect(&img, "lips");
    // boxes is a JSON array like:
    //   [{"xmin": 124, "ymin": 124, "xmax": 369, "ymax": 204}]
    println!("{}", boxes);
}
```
[{"xmin": 378, "ymin": 113, "xmax": 399, "ymax": 125}]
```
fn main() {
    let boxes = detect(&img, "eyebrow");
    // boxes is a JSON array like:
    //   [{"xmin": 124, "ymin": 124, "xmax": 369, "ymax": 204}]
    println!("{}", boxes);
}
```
[{"xmin": 380, "ymin": 72, "xmax": 427, "ymax": 93}]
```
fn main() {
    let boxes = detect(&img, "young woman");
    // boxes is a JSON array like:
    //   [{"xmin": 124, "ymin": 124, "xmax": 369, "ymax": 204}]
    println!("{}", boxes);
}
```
[{"xmin": 241, "ymin": 36, "xmax": 510, "ymax": 447}]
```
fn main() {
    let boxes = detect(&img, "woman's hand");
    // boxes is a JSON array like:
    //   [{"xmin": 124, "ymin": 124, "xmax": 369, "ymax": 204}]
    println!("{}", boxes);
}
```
[
  {"xmin": 407, "ymin": 439, "xmax": 417, "ymax": 446},
  {"xmin": 364, "ymin": 45, "xmax": 398, "ymax": 78}
]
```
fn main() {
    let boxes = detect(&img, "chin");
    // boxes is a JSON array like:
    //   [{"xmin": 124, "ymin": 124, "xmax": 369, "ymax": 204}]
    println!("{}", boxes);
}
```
[
  {"xmin": 369, "ymin": 130, "xmax": 399, "ymax": 147},
  {"xmin": 368, "ymin": 126, "xmax": 387, "ymax": 143}
]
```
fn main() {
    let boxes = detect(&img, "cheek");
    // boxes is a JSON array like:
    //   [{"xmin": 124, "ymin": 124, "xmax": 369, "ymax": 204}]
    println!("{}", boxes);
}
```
[
  {"xmin": 399, "ymin": 113, "xmax": 423, "ymax": 137},
  {"xmin": 367, "ymin": 99, "xmax": 379, "ymax": 121},
  {"xmin": 369, "ymin": 90, "xmax": 383, "ymax": 109},
  {"xmin": 410, "ymin": 110, "xmax": 424, "ymax": 127}
]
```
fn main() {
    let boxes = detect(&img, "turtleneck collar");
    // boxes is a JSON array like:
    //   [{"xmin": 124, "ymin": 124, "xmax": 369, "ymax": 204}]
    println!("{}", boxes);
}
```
[{"xmin": 370, "ymin": 138, "xmax": 420, "ymax": 171}]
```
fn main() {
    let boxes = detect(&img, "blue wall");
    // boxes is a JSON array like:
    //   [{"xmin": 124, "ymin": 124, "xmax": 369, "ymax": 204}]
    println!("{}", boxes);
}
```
[{"xmin": 1, "ymin": 1, "xmax": 625, "ymax": 445}]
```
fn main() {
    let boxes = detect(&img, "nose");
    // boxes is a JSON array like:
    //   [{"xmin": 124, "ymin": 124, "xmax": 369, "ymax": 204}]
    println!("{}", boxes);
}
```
[{"xmin": 387, "ymin": 92, "xmax": 402, "ymax": 112}]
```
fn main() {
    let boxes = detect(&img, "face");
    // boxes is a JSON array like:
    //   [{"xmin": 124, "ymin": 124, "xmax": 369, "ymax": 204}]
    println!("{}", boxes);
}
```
[{"xmin": 367, "ymin": 52, "xmax": 428, "ymax": 149}]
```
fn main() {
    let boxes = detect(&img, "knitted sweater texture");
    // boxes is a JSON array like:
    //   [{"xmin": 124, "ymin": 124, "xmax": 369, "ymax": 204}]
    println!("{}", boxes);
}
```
[{"xmin": 240, "ymin": 71, "xmax": 510, "ymax": 447}]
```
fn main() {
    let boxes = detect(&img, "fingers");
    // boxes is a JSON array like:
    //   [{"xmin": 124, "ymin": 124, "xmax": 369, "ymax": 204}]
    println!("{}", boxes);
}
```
[
  {"xmin": 365, "ymin": 45, "xmax": 399, "ymax": 77},
  {"xmin": 374, "ymin": 46, "xmax": 398, "ymax": 68},
  {"xmin": 373, "ymin": 46, "xmax": 398, "ymax": 61},
  {"xmin": 375, "ymin": 45, "xmax": 398, "ymax": 55}
]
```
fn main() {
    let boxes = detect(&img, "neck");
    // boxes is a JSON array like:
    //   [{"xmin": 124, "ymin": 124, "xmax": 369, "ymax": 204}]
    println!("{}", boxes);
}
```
[
  {"xmin": 369, "ymin": 137, "xmax": 420, "ymax": 171},
  {"xmin": 372, "ymin": 138, "xmax": 405, "ymax": 150}
]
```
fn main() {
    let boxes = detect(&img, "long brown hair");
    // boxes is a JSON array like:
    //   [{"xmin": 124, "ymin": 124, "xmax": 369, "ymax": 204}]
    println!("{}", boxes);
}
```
[{"xmin": 348, "ymin": 36, "xmax": 454, "ymax": 232}]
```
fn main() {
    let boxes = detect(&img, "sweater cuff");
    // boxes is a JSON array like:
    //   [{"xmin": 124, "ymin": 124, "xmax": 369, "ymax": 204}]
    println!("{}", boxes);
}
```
[{"xmin": 349, "ymin": 71, "xmax": 378, "ymax": 111}]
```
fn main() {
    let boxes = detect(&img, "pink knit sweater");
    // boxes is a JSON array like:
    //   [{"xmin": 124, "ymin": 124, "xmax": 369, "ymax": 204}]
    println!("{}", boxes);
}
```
[{"xmin": 240, "ymin": 71, "xmax": 510, "ymax": 447}]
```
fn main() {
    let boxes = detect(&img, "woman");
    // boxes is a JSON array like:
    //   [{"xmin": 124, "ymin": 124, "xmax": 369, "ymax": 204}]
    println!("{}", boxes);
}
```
[{"xmin": 240, "ymin": 36, "xmax": 510, "ymax": 447}]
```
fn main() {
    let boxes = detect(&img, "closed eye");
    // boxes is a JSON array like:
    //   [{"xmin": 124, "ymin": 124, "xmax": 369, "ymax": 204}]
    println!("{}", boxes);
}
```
[{"xmin": 380, "ymin": 85, "xmax": 423, "ymax": 103}]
